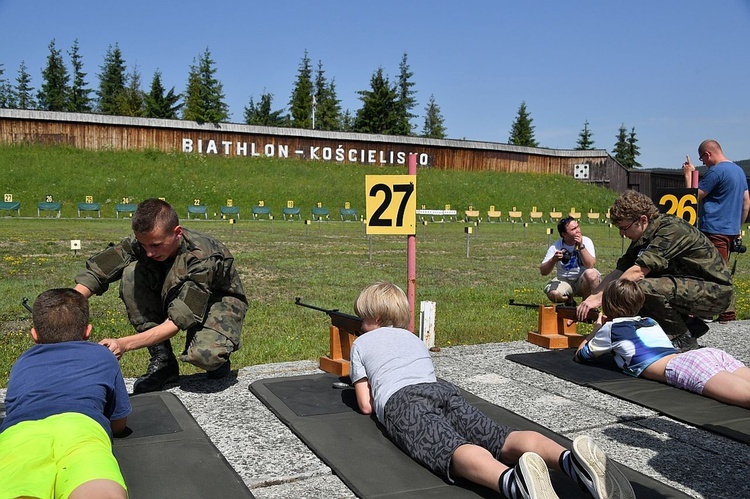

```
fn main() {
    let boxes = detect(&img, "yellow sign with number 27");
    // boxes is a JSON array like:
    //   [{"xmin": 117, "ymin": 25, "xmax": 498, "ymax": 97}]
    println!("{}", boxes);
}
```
[{"xmin": 365, "ymin": 175, "xmax": 417, "ymax": 235}]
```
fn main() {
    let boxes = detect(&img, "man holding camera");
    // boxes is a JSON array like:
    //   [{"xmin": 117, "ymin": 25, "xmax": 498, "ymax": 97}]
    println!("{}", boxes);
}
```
[
  {"xmin": 683, "ymin": 139, "xmax": 750, "ymax": 322},
  {"xmin": 540, "ymin": 216, "xmax": 600, "ymax": 305}
]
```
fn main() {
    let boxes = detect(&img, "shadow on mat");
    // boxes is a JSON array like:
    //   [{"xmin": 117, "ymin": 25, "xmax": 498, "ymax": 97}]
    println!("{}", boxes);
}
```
[{"xmin": 603, "ymin": 422, "xmax": 742, "ymax": 499}]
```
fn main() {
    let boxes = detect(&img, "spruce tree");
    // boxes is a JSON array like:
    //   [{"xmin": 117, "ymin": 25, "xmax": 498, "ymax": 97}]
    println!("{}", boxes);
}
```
[
  {"xmin": 199, "ymin": 48, "xmax": 229, "ymax": 123},
  {"xmin": 144, "ymin": 70, "xmax": 181, "ymax": 119},
  {"xmin": 38, "ymin": 39, "xmax": 70, "ymax": 111},
  {"xmin": 612, "ymin": 124, "xmax": 630, "ymax": 166},
  {"xmin": 0, "ymin": 64, "xmax": 13, "ymax": 108},
  {"xmin": 182, "ymin": 48, "xmax": 229, "ymax": 123},
  {"xmin": 15, "ymin": 61, "xmax": 36, "ymax": 109},
  {"xmin": 181, "ymin": 64, "xmax": 204, "ymax": 122},
  {"xmin": 244, "ymin": 92, "xmax": 286, "ymax": 126},
  {"xmin": 288, "ymin": 50, "xmax": 314, "ymax": 129},
  {"xmin": 313, "ymin": 60, "xmax": 342, "ymax": 131},
  {"xmin": 421, "ymin": 94, "xmax": 447, "ymax": 139},
  {"xmin": 508, "ymin": 101, "xmax": 538, "ymax": 147},
  {"xmin": 97, "ymin": 44, "xmax": 127, "ymax": 115},
  {"xmin": 340, "ymin": 109, "xmax": 355, "ymax": 132},
  {"xmin": 354, "ymin": 67, "xmax": 399, "ymax": 134},
  {"xmin": 627, "ymin": 127, "xmax": 641, "ymax": 167},
  {"xmin": 575, "ymin": 120, "xmax": 595, "ymax": 150},
  {"xmin": 394, "ymin": 52, "xmax": 417, "ymax": 136},
  {"xmin": 116, "ymin": 66, "xmax": 145, "ymax": 117},
  {"xmin": 68, "ymin": 39, "xmax": 92, "ymax": 112}
]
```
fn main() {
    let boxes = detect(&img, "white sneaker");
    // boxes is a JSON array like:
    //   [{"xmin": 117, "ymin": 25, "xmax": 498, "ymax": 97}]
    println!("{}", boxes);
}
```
[
  {"xmin": 515, "ymin": 452, "xmax": 559, "ymax": 499},
  {"xmin": 572, "ymin": 435, "xmax": 635, "ymax": 499}
]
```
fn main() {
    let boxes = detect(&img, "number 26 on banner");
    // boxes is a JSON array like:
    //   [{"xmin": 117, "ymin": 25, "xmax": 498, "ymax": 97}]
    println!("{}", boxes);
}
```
[
  {"xmin": 365, "ymin": 175, "xmax": 417, "ymax": 235},
  {"xmin": 657, "ymin": 191, "xmax": 698, "ymax": 226}
]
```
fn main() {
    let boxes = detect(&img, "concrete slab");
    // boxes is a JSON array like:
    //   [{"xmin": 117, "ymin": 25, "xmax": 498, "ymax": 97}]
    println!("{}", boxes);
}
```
[{"xmin": 2, "ymin": 322, "xmax": 750, "ymax": 498}]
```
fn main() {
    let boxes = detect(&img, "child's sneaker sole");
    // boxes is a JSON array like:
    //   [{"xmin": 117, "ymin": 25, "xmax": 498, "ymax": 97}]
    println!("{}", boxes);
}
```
[
  {"xmin": 572, "ymin": 436, "xmax": 635, "ymax": 499},
  {"xmin": 516, "ymin": 452, "xmax": 559, "ymax": 499}
]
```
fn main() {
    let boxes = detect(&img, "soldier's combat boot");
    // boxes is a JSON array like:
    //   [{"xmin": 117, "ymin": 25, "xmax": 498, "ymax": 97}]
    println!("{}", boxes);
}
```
[
  {"xmin": 206, "ymin": 357, "xmax": 231, "ymax": 380},
  {"xmin": 133, "ymin": 341, "xmax": 179, "ymax": 393},
  {"xmin": 669, "ymin": 332, "xmax": 700, "ymax": 353}
]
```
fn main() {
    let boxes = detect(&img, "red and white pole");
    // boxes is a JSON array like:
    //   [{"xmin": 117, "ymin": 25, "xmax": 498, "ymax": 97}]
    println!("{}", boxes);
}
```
[{"xmin": 407, "ymin": 153, "xmax": 417, "ymax": 332}]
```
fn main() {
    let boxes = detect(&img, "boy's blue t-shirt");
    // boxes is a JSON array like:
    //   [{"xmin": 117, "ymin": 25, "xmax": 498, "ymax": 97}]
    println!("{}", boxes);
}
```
[
  {"xmin": 0, "ymin": 341, "xmax": 131, "ymax": 438},
  {"xmin": 578, "ymin": 316, "xmax": 677, "ymax": 377}
]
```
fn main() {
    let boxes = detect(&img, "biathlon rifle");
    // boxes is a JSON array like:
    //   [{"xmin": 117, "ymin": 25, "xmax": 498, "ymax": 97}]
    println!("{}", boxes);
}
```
[
  {"xmin": 295, "ymin": 297, "xmax": 363, "ymax": 336},
  {"xmin": 508, "ymin": 299, "xmax": 601, "ymax": 324}
]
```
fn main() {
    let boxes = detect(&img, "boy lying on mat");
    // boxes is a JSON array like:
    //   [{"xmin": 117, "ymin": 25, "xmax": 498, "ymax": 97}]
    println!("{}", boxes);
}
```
[
  {"xmin": 350, "ymin": 281, "xmax": 634, "ymax": 499},
  {"xmin": 0, "ymin": 289, "xmax": 130, "ymax": 498},
  {"xmin": 576, "ymin": 279, "xmax": 750, "ymax": 409}
]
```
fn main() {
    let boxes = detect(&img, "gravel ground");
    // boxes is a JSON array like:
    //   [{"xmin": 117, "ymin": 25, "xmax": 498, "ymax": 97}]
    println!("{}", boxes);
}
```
[{"xmin": 2, "ymin": 321, "xmax": 749, "ymax": 498}]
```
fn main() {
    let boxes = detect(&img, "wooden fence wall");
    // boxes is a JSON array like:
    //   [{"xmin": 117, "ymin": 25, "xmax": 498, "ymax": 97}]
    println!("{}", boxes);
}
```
[{"xmin": 0, "ymin": 109, "xmax": 627, "ymax": 185}]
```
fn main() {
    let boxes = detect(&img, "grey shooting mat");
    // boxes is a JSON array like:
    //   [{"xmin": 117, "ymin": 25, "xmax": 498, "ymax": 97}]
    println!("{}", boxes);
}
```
[
  {"xmin": 113, "ymin": 392, "xmax": 255, "ymax": 498},
  {"xmin": 0, "ymin": 392, "xmax": 254, "ymax": 498},
  {"xmin": 249, "ymin": 373, "xmax": 691, "ymax": 498},
  {"xmin": 506, "ymin": 349, "xmax": 750, "ymax": 445}
]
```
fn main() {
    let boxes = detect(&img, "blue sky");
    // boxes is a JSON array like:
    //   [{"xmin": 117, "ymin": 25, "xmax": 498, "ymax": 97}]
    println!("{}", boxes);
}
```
[{"xmin": 1, "ymin": 1, "xmax": 749, "ymax": 168}]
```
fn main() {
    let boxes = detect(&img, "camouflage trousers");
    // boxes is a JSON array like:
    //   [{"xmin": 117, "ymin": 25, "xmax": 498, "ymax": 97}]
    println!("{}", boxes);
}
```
[
  {"xmin": 119, "ymin": 262, "xmax": 242, "ymax": 371},
  {"xmin": 638, "ymin": 275, "xmax": 733, "ymax": 337}
]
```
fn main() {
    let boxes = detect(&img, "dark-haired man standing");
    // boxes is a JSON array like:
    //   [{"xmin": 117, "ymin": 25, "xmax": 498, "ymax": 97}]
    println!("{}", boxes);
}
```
[{"xmin": 74, "ymin": 198, "xmax": 248, "ymax": 393}]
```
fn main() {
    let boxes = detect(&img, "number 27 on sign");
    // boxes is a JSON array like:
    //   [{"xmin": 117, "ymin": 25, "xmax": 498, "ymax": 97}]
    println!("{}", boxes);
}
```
[{"xmin": 365, "ymin": 175, "xmax": 417, "ymax": 235}]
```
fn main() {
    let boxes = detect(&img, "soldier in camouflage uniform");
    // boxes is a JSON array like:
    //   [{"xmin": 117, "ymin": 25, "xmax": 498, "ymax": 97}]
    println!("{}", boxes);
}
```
[
  {"xmin": 577, "ymin": 190, "xmax": 732, "ymax": 352},
  {"xmin": 74, "ymin": 198, "xmax": 248, "ymax": 393}
]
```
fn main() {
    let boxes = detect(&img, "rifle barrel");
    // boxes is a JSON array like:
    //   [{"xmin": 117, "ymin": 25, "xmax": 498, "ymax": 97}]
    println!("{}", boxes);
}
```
[
  {"xmin": 508, "ymin": 299, "xmax": 541, "ymax": 309},
  {"xmin": 294, "ymin": 297, "xmax": 340, "ymax": 314}
]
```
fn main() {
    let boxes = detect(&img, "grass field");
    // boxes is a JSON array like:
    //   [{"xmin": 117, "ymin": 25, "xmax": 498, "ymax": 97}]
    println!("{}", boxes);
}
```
[{"xmin": 1, "ymin": 144, "xmax": 748, "ymax": 388}]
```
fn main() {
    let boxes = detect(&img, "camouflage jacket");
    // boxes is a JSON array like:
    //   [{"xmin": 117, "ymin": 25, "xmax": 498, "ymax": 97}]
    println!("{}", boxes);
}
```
[
  {"xmin": 75, "ymin": 228, "xmax": 247, "ymax": 342},
  {"xmin": 616, "ymin": 214, "xmax": 732, "ymax": 286}
]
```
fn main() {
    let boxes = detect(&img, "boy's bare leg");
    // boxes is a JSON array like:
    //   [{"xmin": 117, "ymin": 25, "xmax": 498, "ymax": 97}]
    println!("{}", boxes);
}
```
[
  {"xmin": 500, "ymin": 430, "xmax": 567, "ymax": 470},
  {"xmin": 451, "ymin": 431, "xmax": 566, "ymax": 490},
  {"xmin": 732, "ymin": 366, "xmax": 750, "ymax": 381},
  {"xmin": 450, "ymin": 431, "xmax": 567, "ymax": 491},
  {"xmin": 702, "ymin": 369, "xmax": 750, "ymax": 408},
  {"xmin": 451, "ymin": 443, "xmax": 508, "ymax": 492},
  {"xmin": 69, "ymin": 479, "xmax": 127, "ymax": 499},
  {"xmin": 451, "ymin": 443, "xmax": 560, "ymax": 498}
]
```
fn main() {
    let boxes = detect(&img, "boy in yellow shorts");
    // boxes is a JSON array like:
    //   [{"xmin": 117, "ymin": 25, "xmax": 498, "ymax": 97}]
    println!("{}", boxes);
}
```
[{"xmin": 0, "ymin": 288, "xmax": 131, "ymax": 498}]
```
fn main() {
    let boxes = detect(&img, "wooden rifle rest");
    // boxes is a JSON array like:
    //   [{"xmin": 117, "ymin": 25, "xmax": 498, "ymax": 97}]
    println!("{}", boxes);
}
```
[{"xmin": 527, "ymin": 305, "xmax": 585, "ymax": 349}]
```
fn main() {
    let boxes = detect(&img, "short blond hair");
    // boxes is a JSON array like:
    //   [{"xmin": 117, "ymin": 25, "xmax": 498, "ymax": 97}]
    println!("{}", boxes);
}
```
[{"xmin": 354, "ymin": 281, "xmax": 410, "ymax": 329}]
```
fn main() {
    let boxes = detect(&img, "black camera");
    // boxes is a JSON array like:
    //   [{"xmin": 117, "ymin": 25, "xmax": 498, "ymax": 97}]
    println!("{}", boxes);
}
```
[
  {"xmin": 560, "ymin": 248, "xmax": 572, "ymax": 263},
  {"xmin": 731, "ymin": 237, "xmax": 746, "ymax": 254}
]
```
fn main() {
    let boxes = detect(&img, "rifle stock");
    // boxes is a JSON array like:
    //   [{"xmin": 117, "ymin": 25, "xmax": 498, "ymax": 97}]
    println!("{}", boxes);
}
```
[
  {"xmin": 555, "ymin": 305, "xmax": 600, "ymax": 324},
  {"xmin": 295, "ymin": 297, "xmax": 363, "ymax": 336}
]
